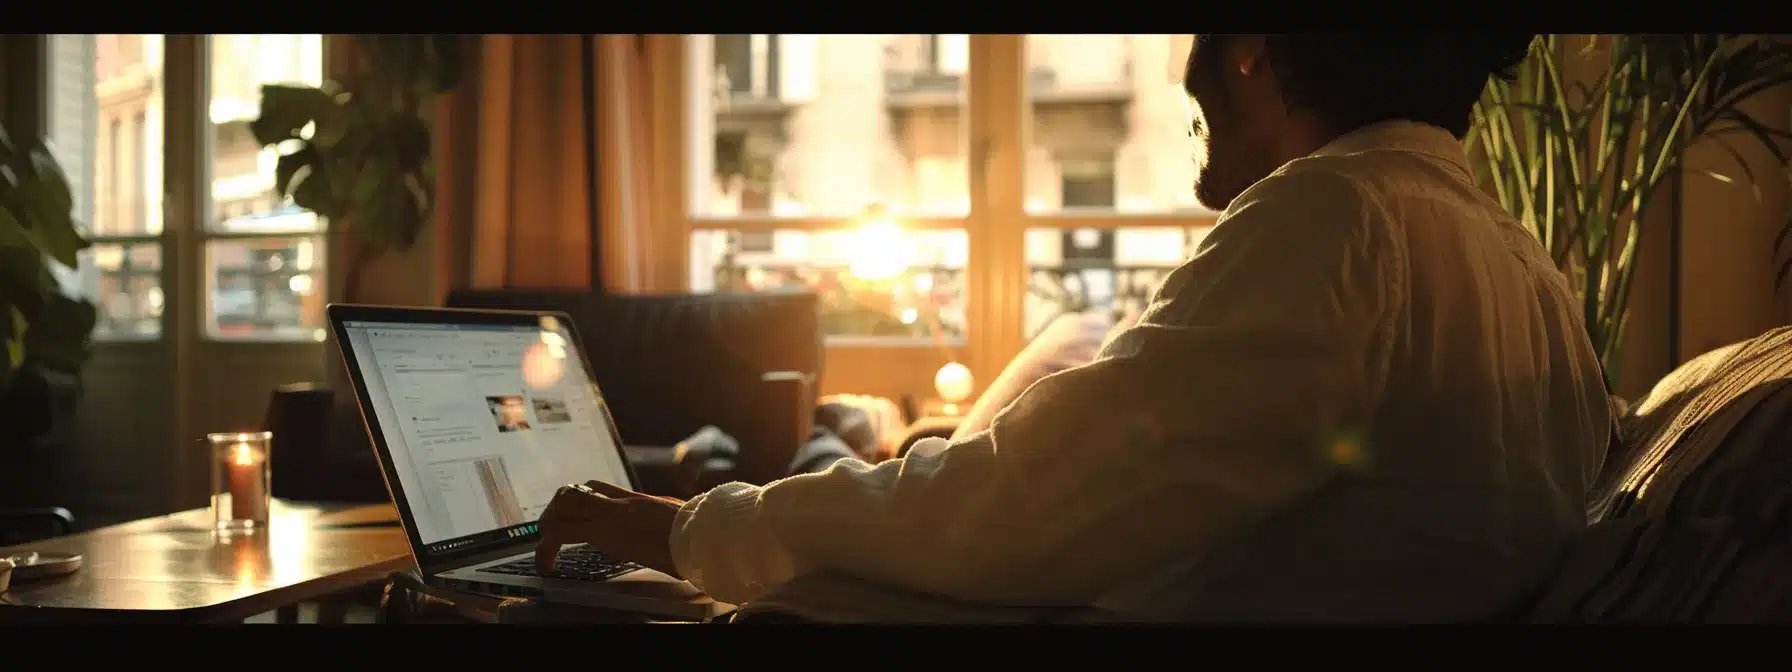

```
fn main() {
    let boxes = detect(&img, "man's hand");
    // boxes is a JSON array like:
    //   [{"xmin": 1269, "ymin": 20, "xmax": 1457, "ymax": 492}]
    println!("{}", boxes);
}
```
[{"xmin": 535, "ymin": 480, "xmax": 684, "ymax": 579}]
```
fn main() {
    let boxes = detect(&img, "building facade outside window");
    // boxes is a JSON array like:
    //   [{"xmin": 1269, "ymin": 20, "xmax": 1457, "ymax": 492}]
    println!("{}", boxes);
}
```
[
  {"xmin": 683, "ymin": 34, "xmax": 1215, "ymax": 360},
  {"xmin": 48, "ymin": 33, "xmax": 328, "ymax": 343}
]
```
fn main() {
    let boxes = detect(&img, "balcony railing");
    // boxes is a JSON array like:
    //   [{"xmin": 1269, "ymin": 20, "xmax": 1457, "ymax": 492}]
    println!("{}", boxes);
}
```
[
  {"xmin": 1026, "ymin": 263, "xmax": 1172, "ymax": 337},
  {"xmin": 884, "ymin": 69, "xmax": 964, "ymax": 96},
  {"xmin": 704, "ymin": 256, "xmax": 1176, "ymax": 341},
  {"xmin": 711, "ymin": 258, "xmax": 967, "ymax": 340}
]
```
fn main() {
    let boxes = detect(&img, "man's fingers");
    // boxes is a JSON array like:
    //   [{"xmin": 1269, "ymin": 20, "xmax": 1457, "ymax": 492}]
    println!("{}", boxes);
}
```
[
  {"xmin": 585, "ymin": 479, "xmax": 684, "ymax": 506},
  {"xmin": 534, "ymin": 488, "xmax": 580, "ymax": 573},
  {"xmin": 535, "ymin": 527, "xmax": 565, "ymax": 573}
]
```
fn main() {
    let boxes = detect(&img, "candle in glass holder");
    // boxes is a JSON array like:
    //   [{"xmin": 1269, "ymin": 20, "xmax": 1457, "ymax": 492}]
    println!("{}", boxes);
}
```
[
  {"xmin": 228, "ymin": 441, "xmax": 267, "ymax": 521},
  {"xmin": 208, "ymin": 432, "xmax": 272, "ymax": 530}
]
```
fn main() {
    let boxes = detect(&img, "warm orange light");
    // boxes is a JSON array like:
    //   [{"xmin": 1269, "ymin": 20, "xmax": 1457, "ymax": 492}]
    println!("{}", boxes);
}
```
[
  {"xmin": 848, "ymin": 209, "xmax": 913, "ymax": 281},
  {"xmin": 232, "ymin": 443, "xmax": 255, "ymax": 467},
  {"xmin": 934, "ymin": 361, "xmax": 974, "ymax": 405}
]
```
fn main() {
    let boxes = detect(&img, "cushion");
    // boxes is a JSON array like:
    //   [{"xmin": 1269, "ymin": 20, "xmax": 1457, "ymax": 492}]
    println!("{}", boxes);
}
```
[
  {"xmin": 1532, "ymin": 326, "xmax": 1792, "ymax": 624},
  {"xmin": 952, "ymin": 312, "xmax": 1131, "ymax": 440},
  {"xmin": 1591, "ymin": 326, "xmax": 1792, "ymax": 524},
  {"xmin": 1526, "ymin": 515, "xmax": 1792, "ymax": 623}
]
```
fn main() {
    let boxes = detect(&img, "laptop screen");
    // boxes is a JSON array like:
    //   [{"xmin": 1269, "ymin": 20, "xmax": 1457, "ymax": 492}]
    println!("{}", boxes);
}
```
[{"xmin": 339, "ymin": 315, "xmax": 632, "ymax": 555}]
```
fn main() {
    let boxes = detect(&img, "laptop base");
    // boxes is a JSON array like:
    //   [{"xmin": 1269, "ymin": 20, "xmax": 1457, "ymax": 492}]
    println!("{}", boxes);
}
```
[{"xmin": 437, "ymin": 554, "xmax": 728, "ymax": 621}]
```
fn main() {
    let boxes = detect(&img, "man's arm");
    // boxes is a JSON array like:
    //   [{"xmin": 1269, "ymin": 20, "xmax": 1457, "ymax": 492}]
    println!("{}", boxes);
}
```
[{"xmin": 669, "ymin": 168, "xmax": 1401, "ymax": 607}]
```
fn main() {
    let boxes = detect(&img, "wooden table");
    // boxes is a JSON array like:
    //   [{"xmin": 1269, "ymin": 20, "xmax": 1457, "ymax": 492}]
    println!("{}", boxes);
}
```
[{"xmin": 0, "ymin": 500, "xmax": 410, "ymax": 623}]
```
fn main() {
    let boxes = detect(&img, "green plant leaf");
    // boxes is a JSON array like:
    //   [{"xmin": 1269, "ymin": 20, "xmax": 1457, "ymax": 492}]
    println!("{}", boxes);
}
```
[
  {"xmin": 428, "ymin": 35, "xmax": 463, "ymax": 94},
  {"xmin": 274, "ymin": 143, "xmax": 341, "ymax": 219},
  {"xmin": 4, "ymin": 305, "xmax": 24, "ymax": 370},
  {"xmin": 24, "ymin": 141, "xmax": 75, "ymax": 217},
  {"xmin": 247, "ymin": 34, "xmax": 461, "ymax": 292},
  {"xmin": 0, "ymin": 124, "xmax": 94, "ymax": 388},
  {"xmin": 392, "ymin": 115, "xmax": 432, "ymax": 174},
  {"xmin": 273, "ymin": 141, "xmax": 314, "ymax": 196},
  {"xmin": 1700, "ymin": 135, "xmax": 1765, "ymax": 202},
  {"xmin": 0, "ymin": 244, "xmax": 50, "ymax": 318},
  {"xmin": 22, "ymin": 293, "xmax": 96, "ymax": 374},
  {"xmin": 1471, "ymin": 33, "xmax": 1792, "ymax": 367},
  {"xmin": 0, "ymin": 165, "xmax": 85, "ymax": 269},
  {"xmin": 14, "ymin": 195, "xmax": 86, "ymax": 270},
  {"xmin": 13, "ymin": 198, "xmax": 85, "ymax": 268},
  {"xmin": 250, "ymin": 84, "xmax": 338, "ymax": 146},
  {"xmin": 395, "ymin": 174, "xmax": 428, "ymax": 248},
  {"xmin": 0, "ymin": 127, "xmax": 17, "ymax": 165}
]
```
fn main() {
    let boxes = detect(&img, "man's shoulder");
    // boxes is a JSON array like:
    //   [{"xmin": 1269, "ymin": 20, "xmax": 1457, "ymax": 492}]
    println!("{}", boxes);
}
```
[
  {"xmin": 1207, "ymin": 158, "xmax": 1393, "ymax": 260},
  {"xmin": 1225, "ymin": 157, "xmax": 1378, "ymax": 221},
  {"xmin": 1146, "ymin": 155, "xmax": 1404, "ymax": 331}
]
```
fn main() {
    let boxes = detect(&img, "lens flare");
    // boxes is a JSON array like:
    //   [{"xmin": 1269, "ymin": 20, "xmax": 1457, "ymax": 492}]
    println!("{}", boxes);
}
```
[
  {"xmin": 522, "ymin": 341, "xmax": 565, "ymax": 389},
  {"xmin": 849, "ymin": 218, "xmax": 913, "ymax": 281}
]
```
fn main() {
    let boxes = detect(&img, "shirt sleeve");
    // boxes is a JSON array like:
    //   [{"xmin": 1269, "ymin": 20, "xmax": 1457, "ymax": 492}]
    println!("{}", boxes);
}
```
[{"xmin": 668, "ymin": 166, "xmax": 1403, "ymax": 607}]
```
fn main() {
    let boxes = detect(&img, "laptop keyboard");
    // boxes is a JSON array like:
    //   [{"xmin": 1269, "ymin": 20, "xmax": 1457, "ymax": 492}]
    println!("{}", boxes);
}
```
[{"xmin": 479, "ymin": 546, "xmax": 639, "ymax": 582}]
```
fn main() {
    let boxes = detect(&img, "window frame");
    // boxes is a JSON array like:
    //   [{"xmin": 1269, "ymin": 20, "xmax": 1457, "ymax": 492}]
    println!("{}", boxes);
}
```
[
  {"xmin": 196, "ymin": 34, "xmax": 330, "ymax": 344},
  {"xmin": 60, "ymin": 34, "xmax": 165, "ymax": 342},
  {"xmin": 649, "ymin": 34, "xmax": 1220, "ymax": 395},
  {"xmin": 39, "ymin": 34, "xmax": 333, "ymax": 345}
]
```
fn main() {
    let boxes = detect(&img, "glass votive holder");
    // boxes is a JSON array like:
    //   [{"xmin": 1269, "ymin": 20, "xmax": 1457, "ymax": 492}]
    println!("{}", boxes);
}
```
[{"xmin": 207, "ymin": 432, "xmax": 273, "ymax": 532}]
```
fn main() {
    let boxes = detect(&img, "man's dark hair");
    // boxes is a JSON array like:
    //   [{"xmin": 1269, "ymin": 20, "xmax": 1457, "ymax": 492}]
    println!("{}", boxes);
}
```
[{"xmin": 1262, "ymin": 34, "xmax": 1535, "ymax": 138}]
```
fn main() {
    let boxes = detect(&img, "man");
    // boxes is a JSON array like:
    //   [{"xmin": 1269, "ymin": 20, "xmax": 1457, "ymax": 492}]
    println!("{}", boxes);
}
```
[{"xmin": 536, "ymin": 34, "xmax": 1612, "ymax": 622}]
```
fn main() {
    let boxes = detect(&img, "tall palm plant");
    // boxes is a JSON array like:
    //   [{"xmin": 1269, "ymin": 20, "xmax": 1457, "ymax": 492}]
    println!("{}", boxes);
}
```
[{"xmin": 1467, "ymin": 34, "xmax": 1792, "ymax": 389}]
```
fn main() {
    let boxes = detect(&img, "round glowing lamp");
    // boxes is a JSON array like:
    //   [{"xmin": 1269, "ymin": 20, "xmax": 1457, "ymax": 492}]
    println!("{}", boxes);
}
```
[{"xmin": 934, "ymin": 361, "xmax": 974, "ymax": 415}]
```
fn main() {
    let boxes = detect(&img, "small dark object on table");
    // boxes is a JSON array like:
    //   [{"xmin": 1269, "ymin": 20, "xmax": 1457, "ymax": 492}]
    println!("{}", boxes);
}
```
[{"xmin": 4, "ymin": 551, "xmax": 82, "ymax": 581}]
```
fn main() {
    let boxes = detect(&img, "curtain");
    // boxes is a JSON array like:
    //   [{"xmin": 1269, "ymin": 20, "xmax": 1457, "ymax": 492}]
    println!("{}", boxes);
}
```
[
  {"xmin": 436, "ymin": 34, "xmax": 667, "ymax": 295},
  {"xmin": 595, "ymin": 34, "xmax": 662, "ymax": 294}
]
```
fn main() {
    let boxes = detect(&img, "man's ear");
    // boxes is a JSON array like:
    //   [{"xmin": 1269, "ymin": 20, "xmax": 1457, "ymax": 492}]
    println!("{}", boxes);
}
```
[{"xmin": 1229, "ymin": 34, "xmax": 1269, "ymax": 77}]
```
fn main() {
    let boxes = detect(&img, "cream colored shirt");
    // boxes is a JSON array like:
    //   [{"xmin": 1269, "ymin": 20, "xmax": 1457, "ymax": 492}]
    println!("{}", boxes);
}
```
[{"xmin": 668, "ymin": 121, "xmax": 1611, "ymax": 622}]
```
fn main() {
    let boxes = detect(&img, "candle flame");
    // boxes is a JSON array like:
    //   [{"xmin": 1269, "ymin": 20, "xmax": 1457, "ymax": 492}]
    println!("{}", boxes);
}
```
[{"xmin": 233, "ymin": 443, "xmax": 254, "ymax": 467}]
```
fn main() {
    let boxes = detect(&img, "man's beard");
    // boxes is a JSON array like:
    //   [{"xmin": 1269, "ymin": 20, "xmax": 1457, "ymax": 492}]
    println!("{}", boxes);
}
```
[
  {"xmin": 1191, "ymin": 129, "xmax": 1229, "ymax": 211},
  {"xmin": 1187, "ymin": 60, "xmax": 1268, "ymax": 212}
]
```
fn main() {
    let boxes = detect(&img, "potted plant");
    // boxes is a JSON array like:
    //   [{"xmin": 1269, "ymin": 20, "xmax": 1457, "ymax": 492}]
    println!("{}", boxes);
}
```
[
  {"xmin": 0, "ymin": 126, "xmax": 98, "ymax": 456},
  {"xmin": 249, "ymin": 34, "xmax": 462, "ymax": 304},
  {"xmin": 1468, "ymin": 34, "xmax": 1792, "ymax": 391},
  {"xmin": 247, "ymin": 35, "xmax": 462, "ymax": 467}
]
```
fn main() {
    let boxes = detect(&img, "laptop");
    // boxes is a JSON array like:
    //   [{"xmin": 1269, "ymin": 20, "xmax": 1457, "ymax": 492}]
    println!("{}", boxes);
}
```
[{"xmin": 328, "ymin": 303, "xmax": 733, "ymax": 621}]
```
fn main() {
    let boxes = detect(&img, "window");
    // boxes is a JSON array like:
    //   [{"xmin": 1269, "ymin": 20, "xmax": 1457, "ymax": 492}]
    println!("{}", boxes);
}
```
[
  {"xmin": 132, "ymin": 112, "xmax": 147, "ymax": 229},
  {"xmin": 922, "ymin": 35, "xmax": 969, "ymax": 74},
  {"xmin": 101, "ymin": 118, "xmax": 117, "ymax": 234},
  {"xmin": 687, "ymin": 33, "xmax": 972, "ymax": 351},
  {"xmin": 50, "ymin": 34, "xmax": 165, "ymax": 340},
  {"xmin": 204, "ymin": 34, "xmax": 328, "ymax": 341},
  {"xmin": 1058, "ymin": 155, "xmax": 1116, "ymax": 209},
  {"xmin": 48, "ymin": 34, "xmax": 327, "ymax": 343},
  {"xmin": 672, "ymin": 35, "xmax": 1215, "ymax": 387},
  {"xmin": 713, "ymin": 34, "xmax": 779, "ymax": 100}
]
